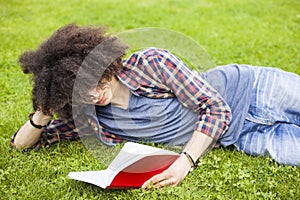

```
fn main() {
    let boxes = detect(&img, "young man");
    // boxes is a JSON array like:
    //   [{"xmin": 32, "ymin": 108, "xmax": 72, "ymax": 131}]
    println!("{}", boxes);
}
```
[{"xmin": 11, "ymin": 24, "xmax": 300, "ymax": 188}]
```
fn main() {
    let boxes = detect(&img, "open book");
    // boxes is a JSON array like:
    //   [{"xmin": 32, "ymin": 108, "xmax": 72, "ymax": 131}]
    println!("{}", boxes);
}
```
[{"xmin": 68, "ymin": 142, "xmax": 179, "ymax": 189}]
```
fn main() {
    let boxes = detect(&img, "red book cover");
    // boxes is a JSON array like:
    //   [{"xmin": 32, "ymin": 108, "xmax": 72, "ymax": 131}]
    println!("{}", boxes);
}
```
[{"xmin": 68, "ymin": 142, "xmax": 179, "ymax": 189}]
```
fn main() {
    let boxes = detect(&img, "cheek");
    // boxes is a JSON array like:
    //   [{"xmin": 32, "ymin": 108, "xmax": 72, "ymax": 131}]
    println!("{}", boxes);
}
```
[{"xmin": 105, "ymin": 90, "xmax": 113, "ymax": 102}]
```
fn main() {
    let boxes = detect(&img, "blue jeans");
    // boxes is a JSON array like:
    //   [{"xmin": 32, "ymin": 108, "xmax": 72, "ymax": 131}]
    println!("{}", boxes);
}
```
[{"xmin": 236, "ymin": 67, "xmax": 300, "ymax": 166}]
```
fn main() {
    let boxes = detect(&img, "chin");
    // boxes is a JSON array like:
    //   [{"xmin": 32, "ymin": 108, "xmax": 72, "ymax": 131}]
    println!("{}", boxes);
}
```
[
  {"xmin": 96, "ymin": 99, "xmax": 110, "ymax": 106},
  {"xmin": 96, "ymin": 102, "xmax": 108, "ymax": 106}
]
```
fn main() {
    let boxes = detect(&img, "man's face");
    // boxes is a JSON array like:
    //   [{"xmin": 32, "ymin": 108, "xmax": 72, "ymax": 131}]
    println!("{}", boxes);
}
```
[
  {"xmin": 93, "ymin": 84, "xmax": 113, "ymax": 106},
  {"xmin": 86, "ymin": 78, "xmax": 116, "ymax": 106}
]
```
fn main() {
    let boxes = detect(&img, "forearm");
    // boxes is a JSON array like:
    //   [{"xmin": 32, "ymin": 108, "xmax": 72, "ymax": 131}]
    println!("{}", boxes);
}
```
[
  {"xmin": 13, "ymin": 111, "xmax": 52, "ymax": 149},
  {"xmin": 182, "ymin": 130, "xmax": 214, "ymax": 167}
]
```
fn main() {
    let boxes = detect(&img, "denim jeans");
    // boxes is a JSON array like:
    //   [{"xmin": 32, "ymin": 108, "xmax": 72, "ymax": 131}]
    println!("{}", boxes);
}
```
[{"xmin": 236, "ymin": 67, "xmax": 300, "ymax": 166}]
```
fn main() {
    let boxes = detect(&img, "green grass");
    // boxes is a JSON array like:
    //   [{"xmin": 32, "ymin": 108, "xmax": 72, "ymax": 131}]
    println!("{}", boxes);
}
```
[{"xmin": 1, "ymin": 0, "xmax": 299, "ymax": 199}]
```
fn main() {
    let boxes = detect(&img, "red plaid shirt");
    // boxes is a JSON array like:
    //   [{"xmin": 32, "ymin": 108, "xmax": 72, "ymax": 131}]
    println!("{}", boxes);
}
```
[{"xmin": 11, "ymin": 48, "xmax": 231, "ymax": 149}]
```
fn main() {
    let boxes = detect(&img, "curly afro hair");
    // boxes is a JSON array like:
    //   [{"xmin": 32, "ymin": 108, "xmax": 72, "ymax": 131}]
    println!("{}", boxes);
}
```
[{"xmin": 19, "ymin": 23, "xmax": 128, "ymax": 118}]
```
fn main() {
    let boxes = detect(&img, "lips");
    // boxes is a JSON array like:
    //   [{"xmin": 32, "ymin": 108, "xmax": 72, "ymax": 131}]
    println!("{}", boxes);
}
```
[{"xmin": 97, "ymin": 93, "xmax": 106, "ymax": 104}]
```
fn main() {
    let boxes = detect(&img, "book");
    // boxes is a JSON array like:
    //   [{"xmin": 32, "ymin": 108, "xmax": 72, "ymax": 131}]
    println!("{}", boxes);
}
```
[{"xmin": 68, "ymin": 142, "xmax": 180, "ymax": 189}]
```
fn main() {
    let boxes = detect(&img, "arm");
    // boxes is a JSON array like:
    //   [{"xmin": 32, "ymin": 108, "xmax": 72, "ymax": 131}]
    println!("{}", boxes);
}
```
[
  {"xmin": 127, "ymin": 48, "xmax": 231, "ymax": 187},
  {"xmin": 11, "ymin": 111, "xmax": 79, "ymax": 150},
  {"xmin": 13, "ymin": 111, "xmax": 52, "ymax": 149},
  {"xmin": 11, "ymin": 109, "xmax": 124, "ymax": 150}
]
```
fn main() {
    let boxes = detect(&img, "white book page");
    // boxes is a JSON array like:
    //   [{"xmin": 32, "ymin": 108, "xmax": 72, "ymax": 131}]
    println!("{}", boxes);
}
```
[
  {"xmin": 108, "ymin": 142, "xmax": 179, "ymax": 172},
  {"xmin": 68, "ymin": 168, "xmax": 118, "ymax": 188}
]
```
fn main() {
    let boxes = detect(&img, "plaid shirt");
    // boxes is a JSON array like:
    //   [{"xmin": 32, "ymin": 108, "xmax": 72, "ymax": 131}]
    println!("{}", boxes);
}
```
[{"xmin": 11, "ymin": 48, "xmax": 231, "ymax": 149}]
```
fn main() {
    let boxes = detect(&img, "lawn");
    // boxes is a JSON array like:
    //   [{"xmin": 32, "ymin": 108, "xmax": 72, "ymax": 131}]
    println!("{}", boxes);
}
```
[{"xmin": 0, "ymin": 0, "xmax": 299, "ymax": 199}]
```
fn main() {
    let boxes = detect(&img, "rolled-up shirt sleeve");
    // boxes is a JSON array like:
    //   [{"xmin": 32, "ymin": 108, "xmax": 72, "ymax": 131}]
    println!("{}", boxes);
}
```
[
  {"xmin": 10, "ymin": 114, "xmax": 125, "ymax": 149},
  {"xmin": 10, "ymin": 117, "xmax": 80, "ymax": 150}
]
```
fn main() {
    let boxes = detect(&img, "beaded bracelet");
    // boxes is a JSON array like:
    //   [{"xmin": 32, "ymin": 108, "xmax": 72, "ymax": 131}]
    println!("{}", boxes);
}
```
[
  {"xmin": 29, "ymin": 113, "xmax": 51, "ymax": 129},
  {"xmin": 181, "ymin": 151, "xmax": 196, "ymax": 171}
]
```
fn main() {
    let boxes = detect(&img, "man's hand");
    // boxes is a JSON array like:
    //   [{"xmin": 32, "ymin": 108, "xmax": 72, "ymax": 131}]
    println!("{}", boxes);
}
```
[
  {"xmin": 142, "ymin": 154, "xmax": 192, "ymax": 188},
  {"xmin": 142, "ymin": 131, "xmax": 214, "ymax": 189}
]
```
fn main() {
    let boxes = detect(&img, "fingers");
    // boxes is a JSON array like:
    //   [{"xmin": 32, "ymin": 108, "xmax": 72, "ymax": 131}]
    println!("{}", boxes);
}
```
[
  {"xmin": 155, "ymin": 179, "xmax": 177, "ymax": 188},
  {"xmin": 142, "ymin": 172, "xmax": 178, "ymax": 189},
  {"xmin": 141, "ymin": 174, "xmax": 164, "ymax": 188}
]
